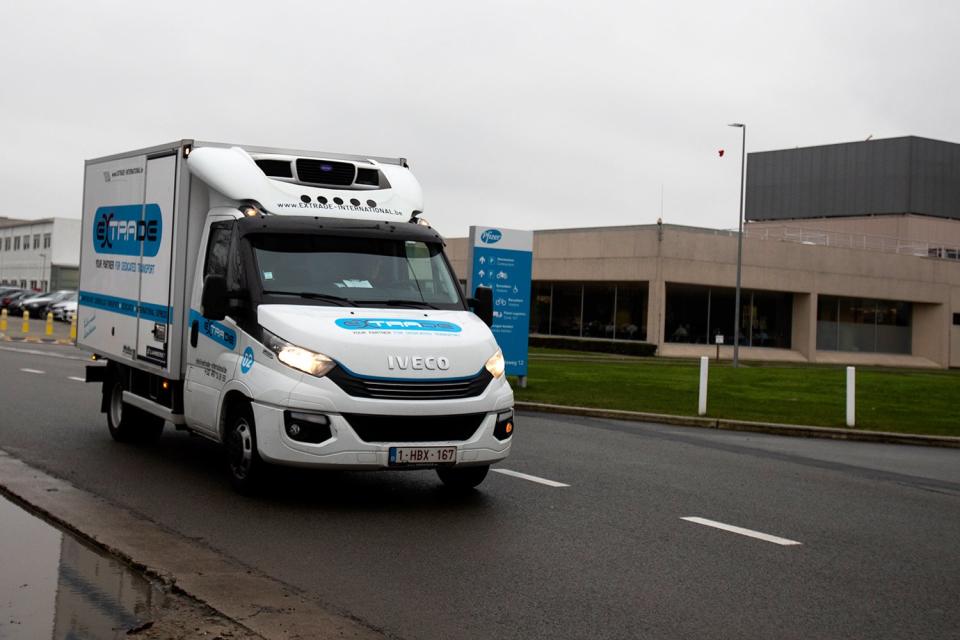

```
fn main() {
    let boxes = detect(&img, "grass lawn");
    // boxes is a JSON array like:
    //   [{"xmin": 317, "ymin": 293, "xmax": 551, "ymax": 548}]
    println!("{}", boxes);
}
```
[{"xmin": 511, "ymin": 350, "xmax": 960, "ymax": 437}]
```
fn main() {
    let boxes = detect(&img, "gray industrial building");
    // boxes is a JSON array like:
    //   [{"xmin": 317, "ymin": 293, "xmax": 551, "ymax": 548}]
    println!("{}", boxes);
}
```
[{"xmin": 448, "ymin": 136, "xmax": 960, "ymax": 368}]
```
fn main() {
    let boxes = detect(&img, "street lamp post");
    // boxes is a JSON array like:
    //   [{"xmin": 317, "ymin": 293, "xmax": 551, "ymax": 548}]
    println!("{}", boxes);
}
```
[{"xmin": 728, "ymin": 123, "xmax": 746, "ymax": 368}]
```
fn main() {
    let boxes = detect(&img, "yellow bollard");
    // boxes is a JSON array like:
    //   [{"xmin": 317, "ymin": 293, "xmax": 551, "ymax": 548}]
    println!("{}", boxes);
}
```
[
  {"xmin": 0, "ymin": 308, "xmax": 7, "ymax": 332},
  {"xmin": 46, "ymin": 311, "xmax": 54, "ymax": 336},
  {"xmin": 70, "ymin": 315, "xmax": 78, "ymax": 341},
  {"xmin": 22, "ymin": 310, "xmax": 29, "ymax": 334}
]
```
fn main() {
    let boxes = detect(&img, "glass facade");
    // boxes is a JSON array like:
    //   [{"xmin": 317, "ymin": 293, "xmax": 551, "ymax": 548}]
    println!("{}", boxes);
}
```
[
  {"xmin": 529, "ymin": 282, "xmax": 648, "ymax": 341},
  {"xmin": 816, "ymin": 296, "xmax": 911, "ymax": 354},
  {"xmin": 664, "ymin": 283, "xmax": 793, "ymax": 348}
]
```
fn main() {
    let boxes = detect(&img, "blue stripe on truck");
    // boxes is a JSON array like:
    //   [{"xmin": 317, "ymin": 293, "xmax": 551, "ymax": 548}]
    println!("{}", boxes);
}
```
[
  {"xmin": 188, "ymin": 309, "xmax": 237, "ymax": 351},
  {"xmin": 79, "ymin": 291, "xmax": 172, "ymax": 323}
]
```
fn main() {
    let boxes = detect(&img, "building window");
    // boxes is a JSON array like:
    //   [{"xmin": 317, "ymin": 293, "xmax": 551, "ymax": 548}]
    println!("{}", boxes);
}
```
[
  {"xmin": 4, "ymin": 237, "xmax": 9, "ymax": 251},
  {"xmin": 33, "ymin": 234, "xmax": 40, "ymax": 249},
  {"xmin": 530, "ymin": 282, "xmax": 552, "ymax": 334},
  {"xmin": 13, "ymin": 236, "xmax": 20, "ymax": 251},
  {"xmin": 615, "ymin": 285, "xmax": 647, "ymax": 340},
  {"xmin": 528, "ymin": 282, "xmax": 648, "ymax": 341},
  {"xmin": 22, "ymin": 235, "xmax": 29, "ymax": 250},
  {"xmin": 40, "ymin": 280, "xmax": 47, "ymax": 291},
  {"xmin": 816, "ymin": 296, "xmax": 911, "ymax": 354},
  {"xmin": 551, "ymin": 283, "xmax": 583, "ymax": 337},
  {"xmin": 582, "ymin": 284, "xmax": 616, "ymax": 338},
  {"xmin": 43, "ymin": 233, "xmax": 51, "ymax": 249},
  {"xmin": 665, "ymin": 284, "xmax": 793, "ymax": 348},
  {"xmin": 954, "ymin": 313, "xmax": 960, "ymax": 326}
]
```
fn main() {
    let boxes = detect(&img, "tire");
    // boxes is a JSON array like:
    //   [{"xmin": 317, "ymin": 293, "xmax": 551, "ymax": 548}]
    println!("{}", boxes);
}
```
[
  {"xmin": 105, "ymin": 381, "xmax": 164, "ymax": 443},
  {"xmin": 224, "ymin": 402, "xmax": 265, "ymax": 494},
  {"xmin": 436, "ymin": 464, "xmax": 490, "ymax": 490}
]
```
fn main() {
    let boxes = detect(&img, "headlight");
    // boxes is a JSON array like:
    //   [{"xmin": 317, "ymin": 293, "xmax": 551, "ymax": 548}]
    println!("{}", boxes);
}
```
[
  {"xmin": 262, "ymin": 329, "xmax": 335, "ymax": 377},
  {"xmin": 485, "ymin": 349, "xmax": 505, "ymax": 378}
]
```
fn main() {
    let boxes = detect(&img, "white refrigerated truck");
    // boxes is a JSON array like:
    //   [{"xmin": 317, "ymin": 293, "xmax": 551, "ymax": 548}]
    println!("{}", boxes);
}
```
[{"xmin": 78, "ymin": 140, "xmax": 513, "ymax": 491}]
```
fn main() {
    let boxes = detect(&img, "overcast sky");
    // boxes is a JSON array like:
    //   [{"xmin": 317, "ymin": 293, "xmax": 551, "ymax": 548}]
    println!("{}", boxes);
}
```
[{"xmin": 1, "ymin": 1, "xmax": 957, "ymax": 238}]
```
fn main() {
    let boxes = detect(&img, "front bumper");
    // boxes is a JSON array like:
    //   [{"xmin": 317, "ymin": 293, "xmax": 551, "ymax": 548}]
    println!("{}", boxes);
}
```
[{"xmin": 253, "ymin": 403, "xmax": 513, "ymax": 469}]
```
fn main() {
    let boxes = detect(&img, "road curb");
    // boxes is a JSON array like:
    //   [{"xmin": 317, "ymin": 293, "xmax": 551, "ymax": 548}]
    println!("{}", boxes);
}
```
[
  {"xmin": 515, "ymin": 401, "xmax": 960, "ymax": 449},
  {"xmin": 0, "ymin": 450, "xmax": 387, "ymax": 640}
]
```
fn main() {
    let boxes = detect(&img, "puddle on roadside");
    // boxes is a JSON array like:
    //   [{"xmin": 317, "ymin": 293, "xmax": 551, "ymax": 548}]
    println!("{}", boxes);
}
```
[{"xmin": 0, "ymin": 494, "xmax": 167, "ymax": 639}]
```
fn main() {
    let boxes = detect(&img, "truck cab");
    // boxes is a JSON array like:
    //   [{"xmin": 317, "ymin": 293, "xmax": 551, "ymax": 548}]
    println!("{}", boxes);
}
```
[{"xmin": 78, "ymin": 142, "xmax": 513, "ymax": 492}]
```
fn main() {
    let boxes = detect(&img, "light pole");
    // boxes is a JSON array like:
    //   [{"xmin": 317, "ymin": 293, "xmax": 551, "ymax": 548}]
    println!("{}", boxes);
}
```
[
  {"xmin": 39, "ymin": 253, "xmax": 47, "ymax": 291},
  {"xmin": 728, "ymin": 123, "xmax": 746, "ymax": 368}
]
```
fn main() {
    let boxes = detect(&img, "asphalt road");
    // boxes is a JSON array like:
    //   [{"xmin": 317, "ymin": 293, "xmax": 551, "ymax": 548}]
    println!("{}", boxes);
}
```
[{"xmin": 2, "ymin": 342, "xmax": 959, "ymax": 639}]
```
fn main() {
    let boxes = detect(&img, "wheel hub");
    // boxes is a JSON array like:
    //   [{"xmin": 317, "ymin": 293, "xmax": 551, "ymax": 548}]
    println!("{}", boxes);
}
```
[{"xmin": 228, "ymin": 419, "xmax": 253, "ymax": 480}]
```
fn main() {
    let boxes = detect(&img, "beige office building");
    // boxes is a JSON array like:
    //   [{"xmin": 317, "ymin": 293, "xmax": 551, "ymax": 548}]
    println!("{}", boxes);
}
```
[{"xmin": 447, "ymin": 136, "xmax": 960, "ymax": 369}]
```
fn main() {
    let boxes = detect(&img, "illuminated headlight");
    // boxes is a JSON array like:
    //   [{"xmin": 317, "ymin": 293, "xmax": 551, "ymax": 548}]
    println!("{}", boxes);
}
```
[
  {"xmin": 262, "ymin": 329, "xmax": 335, "ymax": 377},
  {"xmin": 485, "ymin": 349, "xmax": 505, "ymax": 378}
]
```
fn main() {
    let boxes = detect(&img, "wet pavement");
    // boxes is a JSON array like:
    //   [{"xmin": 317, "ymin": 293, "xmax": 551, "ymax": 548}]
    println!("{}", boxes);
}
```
[{"xmin": 0, "ymin": 494, "xmax": 164, "ymax": 639}]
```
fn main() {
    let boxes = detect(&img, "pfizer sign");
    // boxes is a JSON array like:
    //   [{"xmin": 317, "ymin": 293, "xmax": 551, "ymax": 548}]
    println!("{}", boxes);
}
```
[{"xmin": 480, "ymin": 229, "xmax": 502, "ymax": 244}]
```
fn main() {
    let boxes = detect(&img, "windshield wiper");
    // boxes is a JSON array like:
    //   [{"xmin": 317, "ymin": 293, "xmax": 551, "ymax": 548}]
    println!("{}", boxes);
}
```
[
  {"xmin": 263, "ymin": 291, "xmax": 355, "ymax": 306},
  {"xmin": 362, "ymin": 299, "xmax": 439, "ymax": 310}
]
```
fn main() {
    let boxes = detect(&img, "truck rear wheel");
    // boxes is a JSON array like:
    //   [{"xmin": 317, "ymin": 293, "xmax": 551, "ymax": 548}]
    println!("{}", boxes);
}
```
[
  {"xmin": 436, "ymin": 464, "xmax": 490, "ymax": 490},
  {"xmin": 224, "ymin": 403, "xmax": 265, "ymax": 494},
  {"xmin": 105, "ymin": 381, "xmax": 164, "ymax": 443}
]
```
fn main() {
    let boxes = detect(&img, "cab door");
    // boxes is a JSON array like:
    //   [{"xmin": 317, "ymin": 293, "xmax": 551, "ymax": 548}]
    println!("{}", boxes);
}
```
[{"xmin": 183, "ymin": 217, "xmax": 239, "ymax": 436}]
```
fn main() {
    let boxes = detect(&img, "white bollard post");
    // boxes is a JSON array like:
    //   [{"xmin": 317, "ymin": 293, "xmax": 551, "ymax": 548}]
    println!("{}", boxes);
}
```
[
  {"xmin": 846, "ymin": 366, "xmax": 855, "ymax": 427},
  {"xmin": 698, "ymin": 356, "xmax": 709, "ymax": 416}
]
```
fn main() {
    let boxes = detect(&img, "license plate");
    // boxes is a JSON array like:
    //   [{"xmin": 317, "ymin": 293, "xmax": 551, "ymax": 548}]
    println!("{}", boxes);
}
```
[{"xmin": 389, "ymin": 446, "xmax": 457, "ymax": 466}]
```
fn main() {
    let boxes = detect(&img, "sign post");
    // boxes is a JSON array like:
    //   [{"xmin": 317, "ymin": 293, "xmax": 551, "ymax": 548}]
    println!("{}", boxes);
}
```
[{"xmin": 467, "ymin": 226, "xmax": 533, "ymax": 388}]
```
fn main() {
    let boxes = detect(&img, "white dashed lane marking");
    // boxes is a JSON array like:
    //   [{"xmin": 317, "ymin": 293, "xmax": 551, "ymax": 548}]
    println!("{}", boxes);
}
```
[
  {"xmin": 492, "ymin": 468, "xmax": 570, "ymax": 487},
  {"xmin": 67, "ymin": 376, "xmax": 85, "ymax": 382},
  {"xmin": 681, "ymin": 517, "xmax": 802, "ymax": 546},
  {"xmin": 19, "ymin": 368, "xmax": 45, "ymax": 375}
]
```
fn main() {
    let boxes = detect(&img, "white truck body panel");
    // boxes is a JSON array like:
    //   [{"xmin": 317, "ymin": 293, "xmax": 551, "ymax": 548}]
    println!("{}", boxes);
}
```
[{"xmin": 77, "ymin": 140, "xmax": 513, "ymax": 474}]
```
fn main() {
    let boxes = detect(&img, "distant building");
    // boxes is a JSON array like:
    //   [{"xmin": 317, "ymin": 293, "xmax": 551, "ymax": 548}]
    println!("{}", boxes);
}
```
[
  {"xmin": 447, "ymin": 136, "xmax": 960, "ymax": 369},
  {"xmin": 0, "ymin": 217, "xmax": 81, "ymax": 291}
]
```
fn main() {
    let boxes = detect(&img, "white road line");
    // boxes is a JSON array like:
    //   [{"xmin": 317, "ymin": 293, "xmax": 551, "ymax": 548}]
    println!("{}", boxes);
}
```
[
  {"xmin": 0, "ymin": 345, "xmax": 89, "ymax": 362},
  {"xmin": 67, "ymin": 376, "xmax": 86, "ymax": 382},
  {"xmin": 492, "ymin": 468, "xmax": 570, "ymax": 488},
  {"xmin": 19, "ymin": 368, "xmax": 46, "ymax": 375},
  {"xmin": 681, "ymin": 517, "xmax": 802, "ymax": 546}
]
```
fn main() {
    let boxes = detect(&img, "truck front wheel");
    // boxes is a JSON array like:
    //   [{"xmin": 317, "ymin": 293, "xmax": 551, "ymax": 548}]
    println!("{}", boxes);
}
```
[
  {"xmin": 436, "ymin": 464, "xmax": 490, "ymax": 490},
  {"xmin": 106, "ymin": 381, "xmax": 164, "ymax": 443},
  {"xmin": 224, "ymin": 403, "xmax": 265, "ymax": 494}
]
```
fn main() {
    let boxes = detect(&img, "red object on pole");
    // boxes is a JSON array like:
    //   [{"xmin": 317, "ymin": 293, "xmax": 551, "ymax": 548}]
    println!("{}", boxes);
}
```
[{"xmin": 718, "ymin": 149, "xmax": 725, "ymax": 157}]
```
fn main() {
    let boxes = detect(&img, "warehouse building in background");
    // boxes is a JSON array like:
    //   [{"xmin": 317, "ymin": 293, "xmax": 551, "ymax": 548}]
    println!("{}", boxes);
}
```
[
  {"xmin": 448, "ymin": 135, "xmax": 960, "ymax": 368},
  {"xmin": 0, "ymin": 217, "xmax": 81, "ymax": 291}
]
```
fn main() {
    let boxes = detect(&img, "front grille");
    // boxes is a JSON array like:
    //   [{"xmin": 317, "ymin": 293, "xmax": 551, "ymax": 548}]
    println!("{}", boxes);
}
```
[
  {"xmin": 255, "ymin": 159, "xmax": 293, "ymax": 178},
  {"xmin": 296, "ymin": 159, "xmax": 356, "ymax": 186},
  {"xmin": 343, "ymin": 413, "xmax": 487, "ymax": 443},
  {"xmin": 327, "ymin": 367, "xmax": 493, "ymax": 400}
]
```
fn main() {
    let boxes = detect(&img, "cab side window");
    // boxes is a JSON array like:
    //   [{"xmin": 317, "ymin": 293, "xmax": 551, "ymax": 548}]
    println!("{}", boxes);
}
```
[{"xmin": 204, "ymin": 222, "xmax": 233, "ymax": 279}]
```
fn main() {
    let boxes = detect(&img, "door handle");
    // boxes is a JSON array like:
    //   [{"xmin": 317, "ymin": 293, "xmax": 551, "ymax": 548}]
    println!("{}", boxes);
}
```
[{"xmin": 190, "ymin": 320, "xmax": 199, "ymax": 348}]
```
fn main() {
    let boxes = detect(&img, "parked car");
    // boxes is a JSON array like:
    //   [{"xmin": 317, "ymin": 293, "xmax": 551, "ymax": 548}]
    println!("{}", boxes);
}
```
[
  {"xmin": 50, "ymin": 292, "xmax": 79, "ymax": 321},
  {"xmin": 2, "ymin": 290, "xmax": 34, "ymax": 312},
  {"xmin": 62, "ymin": 300, "xmax": 78, "ymax": 323},
  {"xmin": 52, "ymin": 296, "xmax": 78, "ymax": 321},
  {"xmin": 15, "ymin": 290, "xmax": 75, "ymax": 318}
]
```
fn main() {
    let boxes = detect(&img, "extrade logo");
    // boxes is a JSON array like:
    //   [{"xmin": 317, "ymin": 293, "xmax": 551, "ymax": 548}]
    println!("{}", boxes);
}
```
[
  {"xmin": 93, "ymin": 204, "xmax": 163, "ymax": 257},
  {"xmin": 335, "ymin": 318, "xmax": 462, "ymax": 333},
  {"xmin": 480, "ymin": 229, "xmax": 502, "ymax": 244}
]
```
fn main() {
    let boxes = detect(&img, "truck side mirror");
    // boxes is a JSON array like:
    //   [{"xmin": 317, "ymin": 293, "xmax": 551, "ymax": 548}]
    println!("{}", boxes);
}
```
[
  {"xmin": 468, "ymin": 286, "xmax": 494, "ymax": 327},
  {"xmin": 201, "ymin": 275, "xmax": 228, "ymax": 321}
]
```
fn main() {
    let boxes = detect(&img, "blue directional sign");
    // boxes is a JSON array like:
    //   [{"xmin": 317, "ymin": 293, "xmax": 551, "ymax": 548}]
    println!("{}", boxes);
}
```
[{"xmin": 467, "ymin": 226, "xmax": 534, "ymax": 378}]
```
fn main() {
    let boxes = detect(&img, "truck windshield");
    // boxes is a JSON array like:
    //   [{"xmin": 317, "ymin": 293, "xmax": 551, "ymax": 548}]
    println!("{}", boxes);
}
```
[{"xmin": 250, "ymin": 234, "xmax": 464, "ymax": 310}]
